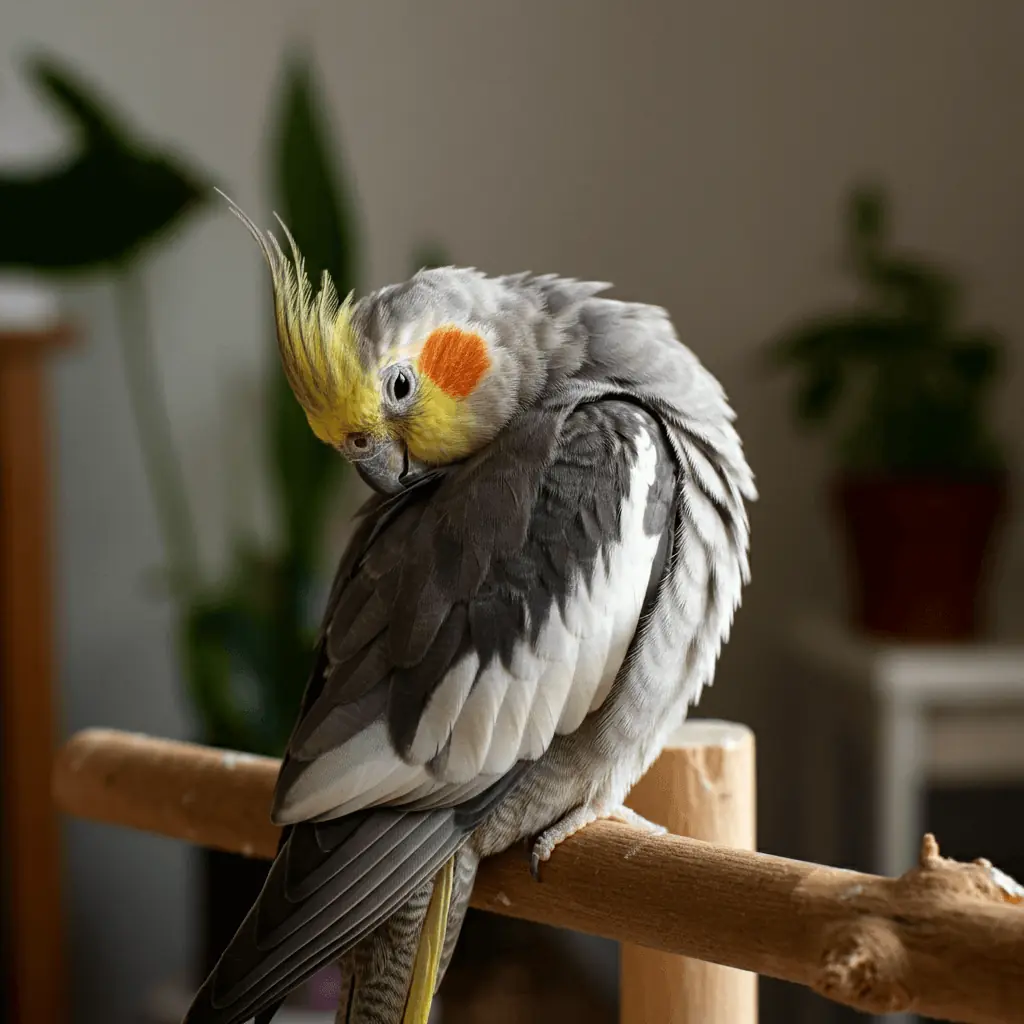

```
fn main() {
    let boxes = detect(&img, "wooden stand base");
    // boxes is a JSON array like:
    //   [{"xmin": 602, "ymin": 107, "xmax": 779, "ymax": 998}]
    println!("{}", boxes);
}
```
[
  {"xmin": 621, "ymin": 720, "xmax": 757, "ymax": 1024},
  {"xmin": 1, "ymin": 323, "xmax": 71, "ymax": 1024}
]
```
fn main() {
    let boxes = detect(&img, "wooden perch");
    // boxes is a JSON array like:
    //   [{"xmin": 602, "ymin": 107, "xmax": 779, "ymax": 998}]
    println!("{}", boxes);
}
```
[{"xmin": 53, "ymin": 728, "xmax": 1024, "ymax": 1024}]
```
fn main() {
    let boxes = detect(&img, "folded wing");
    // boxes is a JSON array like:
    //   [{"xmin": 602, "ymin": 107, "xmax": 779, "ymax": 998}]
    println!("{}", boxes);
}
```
[
  {"xmin": 273, "ymin": 400, "xmax": 674, "ymax": 824},
  {"xmin": 183, "ymin": 399, "xmax": 676, "ymax": 1024}
]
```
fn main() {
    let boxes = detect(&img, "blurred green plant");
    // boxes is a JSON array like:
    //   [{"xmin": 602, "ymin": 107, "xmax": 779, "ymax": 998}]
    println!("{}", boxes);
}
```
[
  {"xmin": 763, "ymin": 184, "xmax": 1008, "ymax": 477},
  {"xmin": 180, "ymin": 51, "xmax": 363, "ymax": 754},
  {"xmin": 185, "ymin": 55, "xmax": 451, "ymax": 754},
  {"xmin": 2, "ymin": 49, "xmax": 448, "ymax": 756},
  {"xmin": 0, "ymin": 54, "xmax": 209, "ymax": 270}
]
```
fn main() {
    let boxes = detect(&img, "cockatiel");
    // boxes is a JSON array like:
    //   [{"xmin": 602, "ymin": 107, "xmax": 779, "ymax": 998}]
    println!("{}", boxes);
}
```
[{"xmin": 184, "ymin": 197, "xmax": 755, "ymax": 1024}]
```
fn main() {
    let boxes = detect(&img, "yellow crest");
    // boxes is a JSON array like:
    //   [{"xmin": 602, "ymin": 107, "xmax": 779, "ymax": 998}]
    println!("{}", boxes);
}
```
[{"xmin": 220, "ymin": 191, "xmax": 379, "ymax": 444}]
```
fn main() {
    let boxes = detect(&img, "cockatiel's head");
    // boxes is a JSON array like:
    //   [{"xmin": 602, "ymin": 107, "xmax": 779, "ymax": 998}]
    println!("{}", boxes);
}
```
[{"xmin": 226, "ymin": 197, "xmax": 586, "ymax": 494}]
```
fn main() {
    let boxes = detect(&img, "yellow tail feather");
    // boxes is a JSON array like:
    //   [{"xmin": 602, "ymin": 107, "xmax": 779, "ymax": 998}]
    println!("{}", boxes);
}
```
[{"xmin": 402, "ymin": 857, "xmax": 455, "ymax": 1024}]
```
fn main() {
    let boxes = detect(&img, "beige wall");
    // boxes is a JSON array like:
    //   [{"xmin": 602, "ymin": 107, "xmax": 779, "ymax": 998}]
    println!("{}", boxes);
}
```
[{"xmin": 3, "ymin": 1, "xmax": 1023, "ymax": 1020}]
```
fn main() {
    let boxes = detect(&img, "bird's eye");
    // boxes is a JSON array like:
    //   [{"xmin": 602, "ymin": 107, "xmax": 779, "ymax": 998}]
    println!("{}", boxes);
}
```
[
  {"xmin": 383, "ymin": 364, "xmax": 417, "ymax": 408},
  {"xmin": 392, "ymin": 371, "xmax": 411, "ymax": 401}
]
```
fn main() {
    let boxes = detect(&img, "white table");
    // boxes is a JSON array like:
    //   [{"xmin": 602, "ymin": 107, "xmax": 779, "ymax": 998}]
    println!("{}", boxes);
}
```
[
  {"xmin": 787, "ymin": 611, "xmax": 1024, "ymax": 1022},
  {"xmin": 790, "ymin": 610, "xmax": 1024, "ymax": 876}
]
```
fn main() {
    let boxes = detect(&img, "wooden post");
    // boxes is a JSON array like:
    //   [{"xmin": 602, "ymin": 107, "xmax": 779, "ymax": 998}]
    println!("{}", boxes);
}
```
[
  {"xmin": 621, "ymin": 719, "xmax": 757, "ymax": 1024},
  {"xmin": 0, "ymin": 320, "xmax": 72, "ymax": 1024}
]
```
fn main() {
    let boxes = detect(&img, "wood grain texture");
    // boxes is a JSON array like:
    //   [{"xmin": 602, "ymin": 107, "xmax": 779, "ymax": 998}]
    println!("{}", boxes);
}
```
[
  {"xmin": 52, "ymin": 728, "xmax": 1024, "ymax": 1023},
  {"xmin": 0, "ymin": 344, "xmax": 66, "ymax": 1024},
  {"xmin": 620, "ymin": 720, "xmax": 757, "ymax": 1024}
]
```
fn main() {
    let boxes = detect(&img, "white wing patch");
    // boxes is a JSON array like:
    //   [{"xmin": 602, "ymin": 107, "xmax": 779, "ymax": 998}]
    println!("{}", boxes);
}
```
[
  {"xmin": 273, "ymin": 721, "xmax": 429, "ymax": 824},
  {"xmin": 273, "ymin": 421, "xmax": 665, "ymax": 825},
  {"xmin": 443, "ymin": 657, "xmax": 512, "ymax": 783},
  {"xmin": 510, "ymin": 605, "xmax": 581, "ymax": 762},
  {"xmin": 407, "ymin": 651, "xmax": 479, "ymax": 764}
]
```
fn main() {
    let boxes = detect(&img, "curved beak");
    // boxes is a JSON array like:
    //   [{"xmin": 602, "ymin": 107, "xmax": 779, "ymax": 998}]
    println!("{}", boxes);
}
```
[{"xmin": 353, "ymin": 438, "xmax": 429, "ymax": 495}]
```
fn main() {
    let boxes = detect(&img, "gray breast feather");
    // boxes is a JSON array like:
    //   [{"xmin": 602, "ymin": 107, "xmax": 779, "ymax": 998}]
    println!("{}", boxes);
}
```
[{"xmin": 270, "ymin": 400, "xmax": 676, "ymax": 826}]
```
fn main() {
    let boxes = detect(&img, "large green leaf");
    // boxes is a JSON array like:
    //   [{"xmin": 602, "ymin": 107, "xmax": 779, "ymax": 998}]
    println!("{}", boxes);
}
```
[
  {"xmin": 179, "ymin": 540, "xmax": 323, "ymax": 754},
  {"xmin": 0, "ymin": 51, "xmax": 210, "ymax": 272},
  {"xmin": 860, "ymin": 255, "xmax": 959, "ymax": 328},
  {"xmin": 947, "ymin": 332, "xmax": 1003, "ymax": 388},
  {"xmin": 267, "ymin": 366, "xmax": 344, "ymax": 572},
  {"xmin": 764, "ymin": 314, "xmax": 911, "ymax": 369},
  {"xmin": 180, "ymin": 599, "xmax": 256, "ymax": 752},
  {"xmin": 270, "ymin": 49, "xmax": 358, "ymax": 296},
  {"xmin": 26, "ymin": 53, "xmax": 127, "ymax": 142},
  {"xmin": 795, "ymin": 360, "xmax": 843, "ymax": 425}
]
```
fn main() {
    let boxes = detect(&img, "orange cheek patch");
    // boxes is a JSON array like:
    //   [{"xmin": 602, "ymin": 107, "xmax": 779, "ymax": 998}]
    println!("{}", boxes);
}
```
[{"xmin": 419, "ymin": 325, "xmax": 490, "ymax": 399}]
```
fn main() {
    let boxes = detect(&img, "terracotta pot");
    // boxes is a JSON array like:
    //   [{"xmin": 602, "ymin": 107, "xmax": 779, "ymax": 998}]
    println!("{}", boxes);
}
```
[{"xmin": 833, "ymin": 476, "xmax": 1007, "ymax": 641}]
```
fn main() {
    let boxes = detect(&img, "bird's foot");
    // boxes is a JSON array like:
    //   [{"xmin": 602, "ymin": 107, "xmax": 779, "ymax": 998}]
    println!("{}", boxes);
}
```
[{"xmin": 528, "ymin": 803, "xmax": 667, "ymax": 881}]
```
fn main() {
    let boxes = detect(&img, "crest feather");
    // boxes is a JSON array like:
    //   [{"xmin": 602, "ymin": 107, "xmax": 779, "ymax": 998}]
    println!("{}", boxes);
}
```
[{"xmin": 218, "ymin": 190, "xmax": 366, "ymax": 434}]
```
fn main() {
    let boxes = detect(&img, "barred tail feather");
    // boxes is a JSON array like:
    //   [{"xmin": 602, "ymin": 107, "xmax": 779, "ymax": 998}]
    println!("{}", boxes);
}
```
[{"xmin": 334, "ymin": 847, "xmax": 477, "ymax": 1024}]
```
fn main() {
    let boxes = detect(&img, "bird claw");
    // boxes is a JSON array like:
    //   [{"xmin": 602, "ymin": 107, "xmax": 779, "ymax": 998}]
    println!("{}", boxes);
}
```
[
  {"xmin": 529, "ymin": 848, "xmax": 543, "ymax": 883},
  {"xmin": 527, "ymin": 804, "xmax": 667, "ymax": 883},
  {"xmin": 524, "ymin": 833, "xmax": 544, "ymax": 881}
]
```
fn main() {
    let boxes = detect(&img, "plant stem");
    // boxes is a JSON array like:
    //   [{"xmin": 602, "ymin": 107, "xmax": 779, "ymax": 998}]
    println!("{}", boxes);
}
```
[{"xmin": 113, "ymin": 267, "xmax": 201, "ymax": 595}]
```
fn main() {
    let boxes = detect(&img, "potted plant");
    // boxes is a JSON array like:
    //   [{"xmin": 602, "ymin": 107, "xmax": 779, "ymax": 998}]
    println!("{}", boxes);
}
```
[{"xmin": 765, "ymin": 184, "xmax": 1009, "ymax": 640}]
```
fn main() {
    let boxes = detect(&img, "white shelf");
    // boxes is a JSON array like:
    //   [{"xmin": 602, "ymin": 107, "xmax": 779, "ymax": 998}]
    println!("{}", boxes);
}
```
[
  {"xmin": 789, "ymin": 609, "xmax": 1024, "ymax": 702},
  {"xmin": 925, "ymin": 710, "xmax": 1024, "ymax": 783}
]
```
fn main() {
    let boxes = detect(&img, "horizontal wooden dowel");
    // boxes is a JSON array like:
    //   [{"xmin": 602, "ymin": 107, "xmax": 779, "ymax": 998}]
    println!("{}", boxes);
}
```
[
  {"xmin": 53, "ymin": 728, "xmax": 1024, "ymax": 1024},
  {"xmin": 54, "ymin": 729, "xmax": 281, "ymax": 857}
]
